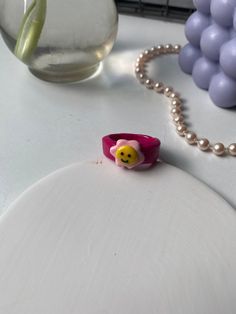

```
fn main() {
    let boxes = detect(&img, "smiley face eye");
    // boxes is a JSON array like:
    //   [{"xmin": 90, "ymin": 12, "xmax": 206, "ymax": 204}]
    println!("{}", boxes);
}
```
[
  {"xmin": 120, "ymin": 152, "xmax": 124, "ymax": 156},
  {"xmin": 128, "ymin": 154, "xmax": 131, "ymax": 158}
]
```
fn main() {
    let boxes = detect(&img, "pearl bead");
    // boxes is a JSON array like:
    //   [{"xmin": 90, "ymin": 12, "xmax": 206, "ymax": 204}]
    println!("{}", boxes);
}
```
[
  {"xmin": 176, "ymin": 125, "xmax": 187, "ymax": 136},
  {"xmin": 139, "ymin": 73, "xmax": 147, "ymax": 84},
  {"xmin": 174, "ymin": 44, "xmax": 181, "ymax": 53},
  {"xmin": 165, "ymin": 44, "xmax": 173, "ymax": 52},
  {"xmin": 212, "ymin": 143, "xmax": 225, "ymax": 156},
  {"xmin": 169, "ymin": 92, "xmax": 179, "ymax": 99},
  {"xmin": 164, "ymin": 86, "xmax": 173, "ymax": 97},
  {"xmin": 228, "ymin": 143, "xmax": 236, "ymax": 156},
  {"xmin": 171, "ymin": 107, "xmax": 181, "ymax": 116},
  {"xmin": 197, "ymin": 138, "xmax": 210, "ymax": 151},
  {"xmin": 150, "ymin": 47, "xmax": 157, "ymax": 55},
  {"xmin": 145, "ymin": 79, "xmax": 154, "ymax": 89},
  {"xmin": 135, "ymin": 67, "xmax": 142, "ymax": 74},
  {"xmin": 154, "ymin": 82, "xmax": 164, "ymax": 93},
  {"xmin": 173, "ymin": 115, "xmax": 184, "ymax": 124},
  {"xmin": 156, "ymin": 45, "xmax": 164, "ymax": 52},
  {"xmin": 185, "ymin": 131, "xmax": 197, "ymax": 145},
  {"xmin": 144, "ymin": 50, "xmax": 151, "ymax": 58},
  {"xmin": 171, "ymin": 99, "xmax": 181, "ymax": 108},
  {"xmin": 139, "ymin": 53, "xmax": 145, "ymax": 60}
]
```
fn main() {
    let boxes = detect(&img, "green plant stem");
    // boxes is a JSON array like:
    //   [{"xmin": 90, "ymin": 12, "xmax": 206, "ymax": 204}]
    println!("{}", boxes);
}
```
[{"xmin": 14, "ymin": 0, "xmax": 47, "ymax": 63}]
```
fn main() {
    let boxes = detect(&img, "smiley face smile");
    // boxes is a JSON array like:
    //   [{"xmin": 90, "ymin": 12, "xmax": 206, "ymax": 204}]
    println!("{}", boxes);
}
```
[{"xmin": 121, "ymin": 158, "xmax": 129, "ymax": 163}]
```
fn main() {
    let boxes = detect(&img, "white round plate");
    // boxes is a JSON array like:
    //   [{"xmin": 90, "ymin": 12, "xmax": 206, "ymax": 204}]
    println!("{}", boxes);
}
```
[{"xmin": 0, "ymin": 161, "xmax": 236, "ymax": 314}]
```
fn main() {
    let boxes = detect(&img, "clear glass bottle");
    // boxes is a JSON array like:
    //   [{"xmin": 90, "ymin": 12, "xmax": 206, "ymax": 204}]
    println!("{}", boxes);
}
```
[{"xmin": 0, "ymin": 0, "xmax": 118, "ymax": 82}]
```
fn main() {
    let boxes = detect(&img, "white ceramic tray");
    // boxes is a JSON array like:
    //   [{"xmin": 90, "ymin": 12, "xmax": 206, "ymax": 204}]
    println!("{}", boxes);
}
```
[{"xmin": 0, "ymin": 161, "xmax": 236, "ymax": 314}]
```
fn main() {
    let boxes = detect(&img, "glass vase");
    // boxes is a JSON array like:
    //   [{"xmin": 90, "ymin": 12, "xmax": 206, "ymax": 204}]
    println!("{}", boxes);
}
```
[{"xmin": 0, "ymin": 0, "xmax": 118, "ymax": 82}]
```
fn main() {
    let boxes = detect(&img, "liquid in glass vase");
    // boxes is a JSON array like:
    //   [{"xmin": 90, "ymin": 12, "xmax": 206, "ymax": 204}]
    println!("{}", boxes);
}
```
[{"xmin": 0, "ymin": 0, "xmax": 118, "ymax": 82}]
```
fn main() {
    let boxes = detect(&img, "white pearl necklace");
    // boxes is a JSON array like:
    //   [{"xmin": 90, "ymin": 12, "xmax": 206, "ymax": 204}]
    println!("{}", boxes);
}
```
[{"xmin": 135, "ymin": 44, "xmax": 236, "ymax": 157}]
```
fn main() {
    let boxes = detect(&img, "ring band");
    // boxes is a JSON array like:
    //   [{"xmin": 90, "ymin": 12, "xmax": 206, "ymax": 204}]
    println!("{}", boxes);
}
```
[{"xmin": 102, "ymin": 133, "xmax": 161, "ymax": 169}]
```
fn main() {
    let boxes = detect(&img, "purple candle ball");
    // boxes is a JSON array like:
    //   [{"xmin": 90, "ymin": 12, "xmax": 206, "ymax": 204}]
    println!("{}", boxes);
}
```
[
  {"xmin": 220, "ymin": 38, "xmax": 236, "ymax": 79},
  {"xmin": 210, "ymin": 0, "xmax": 236, "ymax": 27},
  {"xmin": 179, "ymin": 0, "xmax": 236, "ymax": 108},
  {"xmin": 185, "ymin": 12, "xmax": 211, "ymax": 47},
  {"xmin": 179, "ymin": 44, "xmax": 201, "ymax": 74},
  {"xmin": 230, "ymin": 27, "xmax": 236, "ymax": 38},
  {"xmin": 233, "ymin": 8, "xmax": 236, "ymax": 30},
  {"xmin": 200, "ymin": 24, "xmax": 230, "ymax": 61},
  {"xmin": 209, "ymin": 72, "xmax": 236, "ymax": 108},
  {"xmin": 193, "ymin": 0, "xmax": 211, "ymax": 15},
  {"xmin": 192, "ymin": 57, "xmax": 219, "ymax": 90}
]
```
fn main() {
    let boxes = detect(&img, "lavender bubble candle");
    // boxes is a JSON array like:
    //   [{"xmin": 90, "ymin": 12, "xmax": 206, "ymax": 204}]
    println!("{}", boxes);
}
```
[{"xmin": 179, "ymin": 0, "xmax": 236, "ymax": 108}]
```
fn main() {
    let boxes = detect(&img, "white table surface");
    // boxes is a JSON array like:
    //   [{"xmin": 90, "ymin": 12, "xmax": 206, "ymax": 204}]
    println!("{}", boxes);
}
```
[{"xmin": 0, "ymin": 14, "xmax": 235, "ymax": 213}]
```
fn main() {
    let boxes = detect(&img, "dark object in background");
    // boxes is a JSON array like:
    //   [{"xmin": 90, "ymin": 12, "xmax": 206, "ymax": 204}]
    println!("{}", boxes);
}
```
[{"xmin": 115, "ymin": 0, "xmax": 195, "ymax": 22}]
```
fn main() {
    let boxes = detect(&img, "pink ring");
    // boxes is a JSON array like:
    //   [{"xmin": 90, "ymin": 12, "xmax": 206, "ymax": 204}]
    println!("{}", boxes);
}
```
[{"xmin": 102, "ymin": 133, "xmax": 161, "ymax": 169}]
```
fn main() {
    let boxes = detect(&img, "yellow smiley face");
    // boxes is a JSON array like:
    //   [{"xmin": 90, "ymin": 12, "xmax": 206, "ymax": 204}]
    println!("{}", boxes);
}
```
[{"xmin": 115, "ymin": 145, "xmax": 139, "ymax": 166}]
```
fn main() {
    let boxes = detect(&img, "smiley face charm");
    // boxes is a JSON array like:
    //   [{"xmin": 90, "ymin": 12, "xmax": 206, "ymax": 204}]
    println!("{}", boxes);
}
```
[
  {"xmin": 110, "ymin": 139, "xmax": 145, "ymax": 169},
  {"xmin": 115, "ymin": 145, "xmax": 139, "ymax": 166}
]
